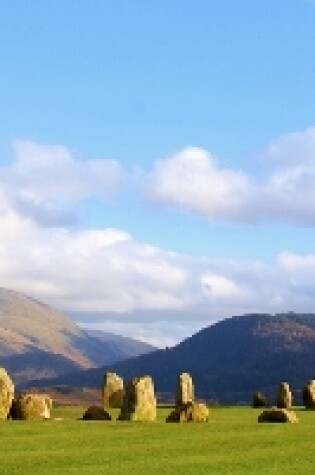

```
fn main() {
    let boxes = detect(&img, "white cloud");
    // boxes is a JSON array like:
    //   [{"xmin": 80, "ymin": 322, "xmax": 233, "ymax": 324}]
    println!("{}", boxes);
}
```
[
  {"xmin": 147, "ymin": 147, "xmax": 254, "ymax": 221},
  {"xmin": 2, "ymin": 135, "xmax": 315, "ymax": 346},
  {"xmin": 1, "ymin": 140, "xmax": 125, "ymax": 227},
  {"xmin": 260, "ymin": 126, "xmax": 315, "ymax": 167},
  {"xmin": 11, "ymin": 140, "xmax": 125, "ymax": 200},
  {"xmin": 278, "ymin": 251, "xmax": 315, "ymax": 273},
  {"xmin": 1, "ymin": 201, "xmax": 315, "ymax": 333},
  {"xmin": 1, "ymin": 189, "xmax": 315, "ymax": 345},
  {"xmin": 146, "ymin": 127, "xmax": 315, "ymax": 226},
  {"xmin": 201, "ymin": 273, "xmax": 251, "ymax": 301},
  {"xmin": 0, "ymin": 219, "xmax": 191, "ymax": 313}
]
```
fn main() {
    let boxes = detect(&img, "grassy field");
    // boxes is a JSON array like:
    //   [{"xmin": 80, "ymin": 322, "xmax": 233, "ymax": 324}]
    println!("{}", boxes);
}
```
[{"xmin": 0, "ymin": 406, "xmax": 315, "ymax": 474}]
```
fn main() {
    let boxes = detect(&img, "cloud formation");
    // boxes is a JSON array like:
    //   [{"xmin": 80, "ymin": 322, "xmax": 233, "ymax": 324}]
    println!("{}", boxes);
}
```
[
  {"xmin": 147, "ymin": 147, "xmax": 253, "ymax": 221},
  {"xmin": 1, "ymin": 140, "xmax": 125, "ymax": 227},
  {"xmin": 2, "ymin": 134, "xmax": 315, "ymax": 345},
  {"xmin": 147, "ymin": 127, "xmax": 315, "ymax": 225},
  {"xmin": 1, "ymin": 198, "xmax": 315, "ymax": 329}
]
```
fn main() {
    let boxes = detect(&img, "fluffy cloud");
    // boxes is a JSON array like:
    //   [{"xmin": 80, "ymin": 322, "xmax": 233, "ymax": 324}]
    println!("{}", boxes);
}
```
[
  {"xmin": 2, "ymin": 135, "xmax": 315, "ymax": 346},
  {"xmin": 10, "ymin": 140, "xmax": 125, "ymax": 199},
  {"xmin": 1, "ymin": 204, "xmax": 315, "ymax": 328},
  {"xmin": 147, "ymin": 127, "xmax": 315, "ymax": 225},
  {"xmin": 201, "ymin": 273, "xmax": 251, "ymax": 301},
  {"xmin": 0, "ymin": 219, "xmax": 192, "ymax": 313},
  {"xmin": 5, "ymin": 130, "xmax": 315, "ymax": 228},
  {"xmin": 261, "ymin": 126, "xmax": 315, "ymax": 167},
  {"xmin": 1, "ymin": 185, "xmax": 315, "ymax": 345},
  {"xmin": 1, "ymin": 140, "xmax": 125, "ymax": 227},
  {"xmin": 147, "ymin": 147, "xmax": 253, "ymax": 221}
]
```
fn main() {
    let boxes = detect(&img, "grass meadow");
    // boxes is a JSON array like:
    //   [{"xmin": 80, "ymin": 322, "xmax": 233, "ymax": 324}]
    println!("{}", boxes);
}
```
[{"xmin": 1, "ymin": 406, "xmax": 315, "ymax": 474}]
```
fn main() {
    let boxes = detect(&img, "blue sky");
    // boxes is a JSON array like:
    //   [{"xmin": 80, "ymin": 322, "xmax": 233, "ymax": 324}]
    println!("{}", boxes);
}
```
[{"xmin": 1, "ymin": 1, "xmax": 315, "ymax": 346}]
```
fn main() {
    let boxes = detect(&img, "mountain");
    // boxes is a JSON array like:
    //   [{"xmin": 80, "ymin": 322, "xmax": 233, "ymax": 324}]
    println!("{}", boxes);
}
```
[
  {"xmin": 30, "ymin": 313, "xmax": 315, "ymax": 404},
  {"xmin": 84, "ymin": 329, "xmax": 155, "ymax": 360},
  {"xmin": 0, "ymin": 288, "xmax": 155, "ymax": 383}
]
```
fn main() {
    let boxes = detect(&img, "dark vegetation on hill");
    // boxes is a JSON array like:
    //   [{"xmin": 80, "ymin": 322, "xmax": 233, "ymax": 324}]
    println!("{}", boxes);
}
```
[
  {"xmin": 0, "ymin": 288, "xmax": 155, "ymax": 384},
  {"xmin": 29, "ymin": 313, "xmax": 315, "ymax": 404}
]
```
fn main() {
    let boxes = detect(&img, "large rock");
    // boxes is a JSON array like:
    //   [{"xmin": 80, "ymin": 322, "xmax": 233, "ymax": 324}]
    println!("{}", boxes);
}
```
[
  {"xmin": 176, "ymin": 372, "xmax": 194, "ymax": 407},
  {"xmin": 0, "ymin": 367, "xmax": 14, "ymax": 420},
  {"xmin": 302, "ymin": 380, "xmax": 315, "ymax": 409},
  {"xmin": 258, "ymin": 408, "xmax": 298, "ymax": 423},
  {"xmin": 118, "ymin": 375, "xmax": 156, "ymax": 422},
  {"xmin": 82, "ymin": 405, "xmax": 111, "ymax": 420},
  {"xmin": 166, "ymin": 402, "xmax": 209, "ymax": 423},
  {"xmin": 103, "ymin": 372, "xmax": 124, "ymax": 409},
  {"xmin": 10, "ymin": 393, "xmax": 52, "ymax": 420},
  {"xmin": 252, "ymin": 391, "xmax": 268, "ymax": 408},
  {"xmin": 276, "ymin": 382, "xmax": 292, "ymax": 409}
]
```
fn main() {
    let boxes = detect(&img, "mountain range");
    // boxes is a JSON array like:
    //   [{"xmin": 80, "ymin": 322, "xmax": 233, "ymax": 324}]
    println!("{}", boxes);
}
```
[
  {"xmin": 2, "ymin": 287, "xmax": 315, "ymax": 404},
  {"xmin": 0, "ymin": 287, "xmax": 155, "ymax": 383},
  {"xmin": 30, "ymin": 312, "xmax": 315, "ymax": 404}
]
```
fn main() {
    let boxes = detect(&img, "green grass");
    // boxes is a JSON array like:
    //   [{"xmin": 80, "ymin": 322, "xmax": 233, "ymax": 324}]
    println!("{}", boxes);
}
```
[{"xmin": 1, "ymin": 406, "xmax": 315, "ymax": 474}]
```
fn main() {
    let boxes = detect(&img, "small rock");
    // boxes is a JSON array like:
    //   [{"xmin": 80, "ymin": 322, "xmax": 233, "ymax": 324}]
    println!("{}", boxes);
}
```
[
  {"xmin": 82, "ymin": 406, "xmax": 111, "ymax": 420},
  {"xmin": 258, "ymin": 408, "xmax": 298, "ymax": 423}
]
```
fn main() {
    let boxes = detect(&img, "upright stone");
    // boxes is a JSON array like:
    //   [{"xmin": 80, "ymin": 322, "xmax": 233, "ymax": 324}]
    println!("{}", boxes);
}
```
[
  {"xmin": 166, "ymin": 402, "xmax": 209, "ymax": 423},
  {"xmin": 103, "ymin": 372, "xmax": 124, "ymax": 409},
  {"xmin": 276, "ymin": 382, "xmax": 292, "ymax": 409},
  {"xmin": 0, "ymin": 367, "xmax": 14, "ymax": 420},
  {"xmin": 302, "ymin": 380, "xmax": 315, "ymax": 409},
  {"xmin": 10, "ymin": 393, "xmax": 52, "ymax": 420},
  {"xmin": 176, "ymin": 372, "xmax": 194, "ymax": 407},
  {"xmin": 252, "ymin": 391, "xmax": 268, "ymax": 408},
  {"xmin": 118, "ymin": 376, "xmax": 156, "ymax": 421}
]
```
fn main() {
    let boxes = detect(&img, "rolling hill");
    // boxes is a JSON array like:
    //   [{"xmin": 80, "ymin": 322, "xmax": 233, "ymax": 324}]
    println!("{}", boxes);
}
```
[
  {"xmin": 0, "ymin": 288, "xmax": 155, "ymax": 383},
  {"xmin": 29, "ymin": 312, "xmax": 315, "ymax": 404}
]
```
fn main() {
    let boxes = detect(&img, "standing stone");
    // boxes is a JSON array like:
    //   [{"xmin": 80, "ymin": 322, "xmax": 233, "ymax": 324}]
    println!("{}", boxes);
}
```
[
  {"xmin": 276, "ymin": 382, "xmax": 292, "ymax": 409},
  {"xmin": 176, "ymin": 372, "xmax": 194, "ymax": 407},
  {"xmin": 0, "ymin": 367, "xmax": 14, "ymax": 420},
  {"xmin": 103, "ymin": 372, "xmax": 124, "ymax": 409},
  {"xmin": 10, "ymin": 393, "xmax": 52, "ymax": 420},
  {"xmin": 302, "ymin": 380, "xmax": 315, "ymax": 409},
  {"xmin": 118, "ymin": 376, "xmax": 156, "ymax": 422},
  {"xmin": 166, "ymin": 402, "xmax": 209, "ymax": 423},
  {"xmin": 166, "ymin": 372, "xmax": 208, "ymax": 423},
  {"xmin": 252, "ymin": 391, "xmax": 268, "ymax": 408}
]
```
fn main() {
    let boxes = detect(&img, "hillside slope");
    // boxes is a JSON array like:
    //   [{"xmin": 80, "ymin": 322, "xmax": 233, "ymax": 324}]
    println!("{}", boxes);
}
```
[
  {"xmin": 32, "ymin": 313, "xmax": 315, "ymax": 403},
  {"xmin": 0, "ymin": 288, "xmax": 155, "ymax": 383}
]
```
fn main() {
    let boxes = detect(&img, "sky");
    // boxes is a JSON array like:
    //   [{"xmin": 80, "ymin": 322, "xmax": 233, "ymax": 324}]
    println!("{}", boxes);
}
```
[{"xmin": 1, "ymin": 0, "xmax": 315, "ymax": 347}]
